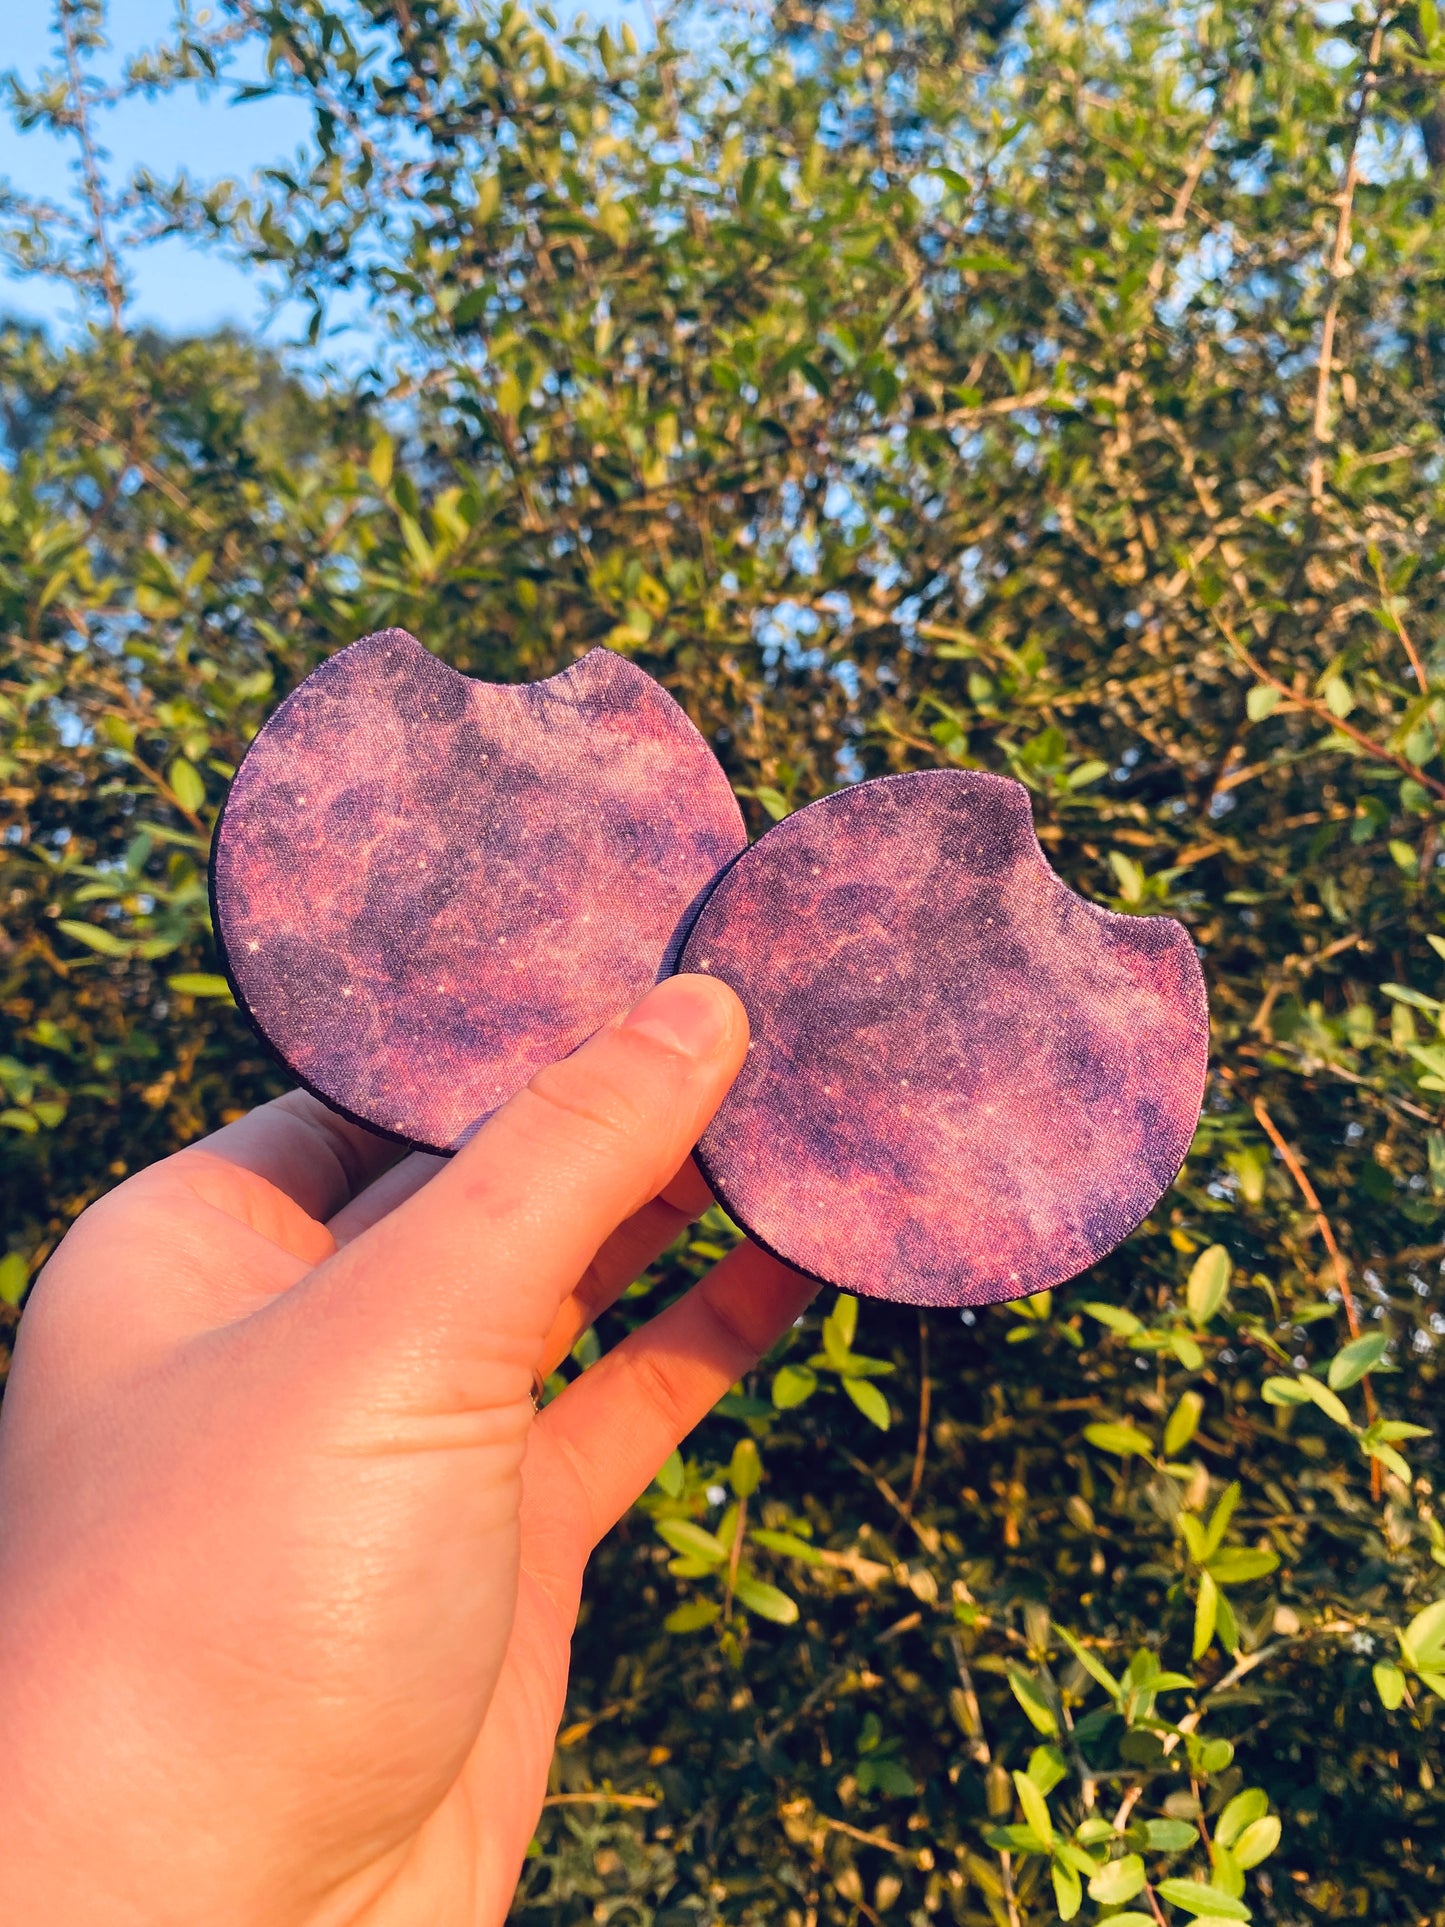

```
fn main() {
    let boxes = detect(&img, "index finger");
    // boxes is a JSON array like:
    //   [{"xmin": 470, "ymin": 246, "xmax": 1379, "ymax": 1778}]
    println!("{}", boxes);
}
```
[
  {"xmin": 184, "ymin": 1088, "xmax": 404, "ymax": 1223},
  {"xmin": 286, "ymin": 976, "xmax": 750, "ymax": 1397}
]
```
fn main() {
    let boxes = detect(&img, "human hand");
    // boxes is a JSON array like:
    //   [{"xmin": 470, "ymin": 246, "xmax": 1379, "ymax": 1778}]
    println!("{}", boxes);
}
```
[{"xmin": 0, "ymin": 975, "xmax": 814, "ymax": 1926}]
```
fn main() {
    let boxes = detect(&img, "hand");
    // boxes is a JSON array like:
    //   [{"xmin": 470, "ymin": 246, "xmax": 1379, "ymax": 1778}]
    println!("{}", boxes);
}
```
[{"xmin": 0, "ymin": 975, "xmax": 814, "ymax": 1926}]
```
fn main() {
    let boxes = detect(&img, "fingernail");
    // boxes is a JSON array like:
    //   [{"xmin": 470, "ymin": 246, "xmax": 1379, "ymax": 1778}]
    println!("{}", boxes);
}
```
[{"xmin": 621, "ymin": 976, "xmax": 736, "ymax": 1060}]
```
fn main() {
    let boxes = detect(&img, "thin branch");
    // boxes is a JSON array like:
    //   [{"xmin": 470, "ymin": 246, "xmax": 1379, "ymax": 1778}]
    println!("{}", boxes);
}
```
[
  {"xmin": 814, "ymin": 1814, "xmax": 924, "ymax": 1865},
  {"xmin": 56, "ymin": 0, "xmax": 126, "ymax": 330},
  {"xmin": 948, "ymin": 1636, "xmax": 1021, "ymax": 1927},
  {"xmin": 1145, "ymin": 70, "xmax": 1242, "ymax": 304},
  {"xmin": 723, "ymin": 1488, "xmax": 747, "ymax": 1623},
  {"xmin": 1372, "ymin": 553, "xmax": 1429, "ymax": 693},
  {"xmin": 1251, "ymin": 1100, "xmax": 1362, "ymax": 1337},
  {"xmin": 1214, "ymin": 610, "xmax": 1445, "ymax": 802},
  {"xmin": 1308, "ymin": 14, "xmax": 1389, "ymax": 504},
  {"xmin": 903, "ymin": 1312, "xmax": 931, "ymax": 1516},
  {"xmin": 541, "ymin": 1790, "xmax": 660, "ymax": 1809},
  {"xmin": 1252, "ymin": 1097, "xmax": 1383, "ymax": 1495}
]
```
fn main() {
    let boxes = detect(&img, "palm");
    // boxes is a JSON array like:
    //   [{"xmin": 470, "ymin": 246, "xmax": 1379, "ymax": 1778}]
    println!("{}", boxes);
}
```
[{"xmin": 0, "ymin": 1036, "xmax": 812, "ymax": 1927}]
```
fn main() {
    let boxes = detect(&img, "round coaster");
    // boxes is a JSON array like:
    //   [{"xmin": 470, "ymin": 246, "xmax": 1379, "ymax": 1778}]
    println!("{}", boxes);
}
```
[
  {"xmin": 677, "ymin": 770, "xmax": 1208, "ymax": 1305},
  {"xmin": 213, "ymin": 629, "xmax": 746, "ymax": 1151}
]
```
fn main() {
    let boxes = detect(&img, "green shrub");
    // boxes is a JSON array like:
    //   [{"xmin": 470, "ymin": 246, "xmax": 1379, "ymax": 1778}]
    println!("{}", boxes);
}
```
[{"xmin": 4, "ymin": 0, "xmax": 1445, "ymax": 1918}]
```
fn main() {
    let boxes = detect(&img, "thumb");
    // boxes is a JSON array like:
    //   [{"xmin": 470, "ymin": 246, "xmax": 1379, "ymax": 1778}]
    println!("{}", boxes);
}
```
[{"xmin": 278, "ymin": 974, "xmax": 749, "ymax": 1409}]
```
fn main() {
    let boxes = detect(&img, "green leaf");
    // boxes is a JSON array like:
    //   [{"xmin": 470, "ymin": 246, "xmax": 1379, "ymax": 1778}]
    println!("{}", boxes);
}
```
[
  {"xmin": 1210, "ymin": 1589, "xmax": 1239, "ymax": 1657},
  {"xmin": 0, "ymin": 1251, "xmax": 29, "ymax": 1307},
  {"xmin": 1084, "ymin": 1422, "xmax": 1155, "ymax": 1458},
  {"xmin": 1215, "ymin": 1789, "xmax": 1268, "ymax": 1848},
  {"xmin": 1364, "ymin": 1439, "xmax": 1413, "ymax": 1482},
  {"xmin": 751, "ymin": 786, "xmax": 792, "ymax": 822},
  {"xmin": 654, "ymin": 1449, "xmax": 685, "ymax": 1498},
  {"xmin": 1026, "ymin": 1744, "xmax": 1068, "ymax": 1795},
  {"xmin": 1246, "ymin": 684, "xmax": 1281, "ymax": 722},
  {"xmin": 1210, "ymin": 1841, "xmax": 1245, "ymax": 1900},
  {"xmin": 1007, "ymin": 1667, "xmax": 1059, "ymax": 1735},
  {"xmin": 1143, "ymin": 1820, "xmax": 1200, "ymax": 1851},
  {"xmin": 1187, "ymin": 1245, "xmax": 1232, "ymax": 1325},
  {"xmin": 166, "ymin": 972, "xmax": 235, "ymax": 1000},
  {"xmin": 732, "ymin": 1574, "xmax": 799, "ymax": 1624},
  {"xmin": 1298, "ymin": 1376, "xmax": 1354, "ymax": 1427},
  {"xmin": 822, "ymin": 1292, "xmax": 858, "ymax": 1366},
  {"xmin": 1261, "ymin": 1376, "xmax": 1311, "ymax": 1406},
  {"xmin": 1234, "ymin": 1816, "xmax": 1281, "ymax": 1870},
  {"xmin": 1379, "ymin": 1660, "xmax": 1413, "ymax": 1717},
  {"xmin": 1327, "ymin": 1331, "xmax": 1389, "ymax": 1390},
  {"xmin": 1066, "ymin": 758, "xmax": 1109, "ymax": 788},
  {"xmin": 654, "ymin": 1519, "xmax": 728, "ymax": 1565},
  {"xmin": 1013, "ymin": 1768, "xmax": 1054, "ymax": 1846},
  {"xmin": 367, "ymin": 433, "xmax": 394, "ymax": 488},
  {"xmin": 1165, "ymin": 1390, "xmax": 1204, "ymax": 1457},
  {"xmin": 56, "ymin": 919, "xmax": 133, "ymax": 958},
  {"xmin": 1109, "ymin": 851, "xmax": 1145, "ymax": 903},
  {"xmin": 1155, "ymin": 1877, "xmax": 1251, "ymax": 1919},
  {"xmin": 1205, "ymin": 1547, "xmax": 1279, "ymax": 1586},
  {"xmin": 1088, "ymin": 1855, "xmax": 1146, "ymax": 1904},
  {"xmin": 728, "ymin": 1437, "xmax": 762, "ymax": 1499},
  {"xmin": 1055, "ymin": 1624, "xmax": 1121, "ymax": 1698},
  {"xmin": 1383, "ymin": 982, "xmax": 1443, "ymax": 1013},
  {"xmin": 984, "ymin": 1825, "xmax": 1050, "ymax": 1854},
  {"xmin": 1201, "ymin": 1483, "xmax": 1240, "ymax": 1559},
  {"xmin": 1193, "ymin": 1569, "xmax": 1219, "ymax": 1660},
  {"xmin": 771, "ymin": 1363, "xmax": 817, "ymax": 1409},
  {"xmin": 1403, "ymin": 1598, "xmax": 1445, "ymax": 1670},
  {"xmin": 663, "ymin": 1598, "xmax": 721, "ymax": 1633},
  {"xmin": 167, "ymin": 756, "xmax": 206, "ymax": 813},
  {"xmin": 842, "ymin": 1375, "xmax": 891, "ymax": 1430},
  {"xmin": 1082, "ymin": 1302, "xmax": 1144, "ymax": 1336},
  {"xmin": 750, "ymin": 1528, "xmax": 823, "ymax": 1564},
  {"xmin": 1050, "ymin": 1855, "xmax": 1082, "ymax": 1920}
]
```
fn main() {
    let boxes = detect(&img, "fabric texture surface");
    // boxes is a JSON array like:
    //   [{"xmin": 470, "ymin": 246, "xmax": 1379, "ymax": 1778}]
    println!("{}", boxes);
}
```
[
  {"xmin": 677, "ymin": 769, "xmax": 1209, "ymax": 1306},
  {"xmin": 213, "ymin": 629, "xmax": 746, "ymax": 1151}
]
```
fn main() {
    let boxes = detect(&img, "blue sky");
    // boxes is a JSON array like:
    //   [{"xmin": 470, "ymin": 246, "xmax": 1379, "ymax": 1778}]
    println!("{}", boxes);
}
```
[{"xmin": 1, "ymin": 0, "xmax": 648, "ymax": 343}]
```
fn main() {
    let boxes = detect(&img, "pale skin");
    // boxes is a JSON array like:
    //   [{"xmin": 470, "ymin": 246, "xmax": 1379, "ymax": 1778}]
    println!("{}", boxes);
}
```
[{"xmin": 0, "ymin": 974, "xmax": 815, "ymax": 1926}]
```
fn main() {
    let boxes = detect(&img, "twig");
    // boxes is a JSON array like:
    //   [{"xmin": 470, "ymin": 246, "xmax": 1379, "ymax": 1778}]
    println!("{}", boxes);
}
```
[
  {"xmin": 1251, "ymin": 1101, "xmax": 1361, "ymax": 1334},
  {"xmin": 903, "ymin": 1313, "xmax": 931, "ymax": 1516},
  {"xmin": 1144, "ymin": 71, "xmax": 1241, "ymax": 304},
  {"xmin": 541, "ymin": 1791, "xmax": 660, "ymax": 1809},
  {"xmin": 815, "ymin": 1815, "xmax": 924, "ymax": 1864},
  {"xmin": 1251, "ymin": 1099, "xmax": 1383, "ymax": 1497},
  {"xmin": 57, "ymin": 0, "xmax": 126, "ymax": 330},
  {"xmin": 1214, "ymin": 610, "xmax": 1445, "ymax": 802},
  {"xmin": 1142, "ymin": 1880, "xmax": 1170, "ymax": 1927},
  {"xmin": 948, "ymin": 1635, "xmax": 1021, "ymax": 1927},
  {"xmin": 1372, "ymin": 553, "xmax": 1429, "ymax": 693},
  {"xmin": 723, "ymin": 1489, "xmax": 747, "ymax": 1622},
  {"xmin": 1308, "ymin": 14, "xmax": 1388, "ymax": 504},
  {"xmin": 841, "ymin": 1450, "xmax": 941, "ymax": 1558}
]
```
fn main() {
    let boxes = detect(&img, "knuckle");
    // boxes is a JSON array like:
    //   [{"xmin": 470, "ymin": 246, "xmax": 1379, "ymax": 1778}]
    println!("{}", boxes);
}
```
[{"xmin": 520, "ymin": 1055, "xmax": 657, "ymax": 1150}]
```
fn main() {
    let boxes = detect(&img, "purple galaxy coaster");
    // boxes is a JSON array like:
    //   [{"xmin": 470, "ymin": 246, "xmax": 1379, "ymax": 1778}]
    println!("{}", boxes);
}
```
[
  {"xmin": 677, "ymin": 770, "xmax": 1209, "ymax": 1307},
  {"xmin": 213, "ymin": 629, "xmax": 746, "ymax": 1152}
]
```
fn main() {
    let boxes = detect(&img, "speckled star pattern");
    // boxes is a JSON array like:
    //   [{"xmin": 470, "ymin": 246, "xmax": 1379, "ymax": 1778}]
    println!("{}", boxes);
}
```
[
  {"xmin": 213, "ymin": 629, "xmax": 747, "ymax": 1151},
  {"xmin": 678, "ymin": 770, "xmax": 1209, "ymax": 1306}
]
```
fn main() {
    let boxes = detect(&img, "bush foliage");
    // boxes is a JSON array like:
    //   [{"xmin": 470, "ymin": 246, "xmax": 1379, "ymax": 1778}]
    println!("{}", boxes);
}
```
[{"xmin": 5, "ymin": 0, "xmax": 1445, "ymax": 1920}]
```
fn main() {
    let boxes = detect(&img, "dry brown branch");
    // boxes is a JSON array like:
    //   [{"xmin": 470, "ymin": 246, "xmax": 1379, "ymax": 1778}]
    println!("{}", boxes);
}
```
[
  {"xmin": 1308, "ymin": 14, "xmax": 1389, "ymax": 504},
  {"xmin": 1252, "ymin": 1098, "xmax": 1383, "ymax": 1495},
  {"xmin": 541, "ymin": 1790, "xmax": 660, "ymax": 1809},
  {"xmin": 1214, "ymin": 613, "xmax": 1445, "ymax": 802},
  {"xmin": 903, "ymin": 1313, "xmax": 931, "ymax": 1516}
]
